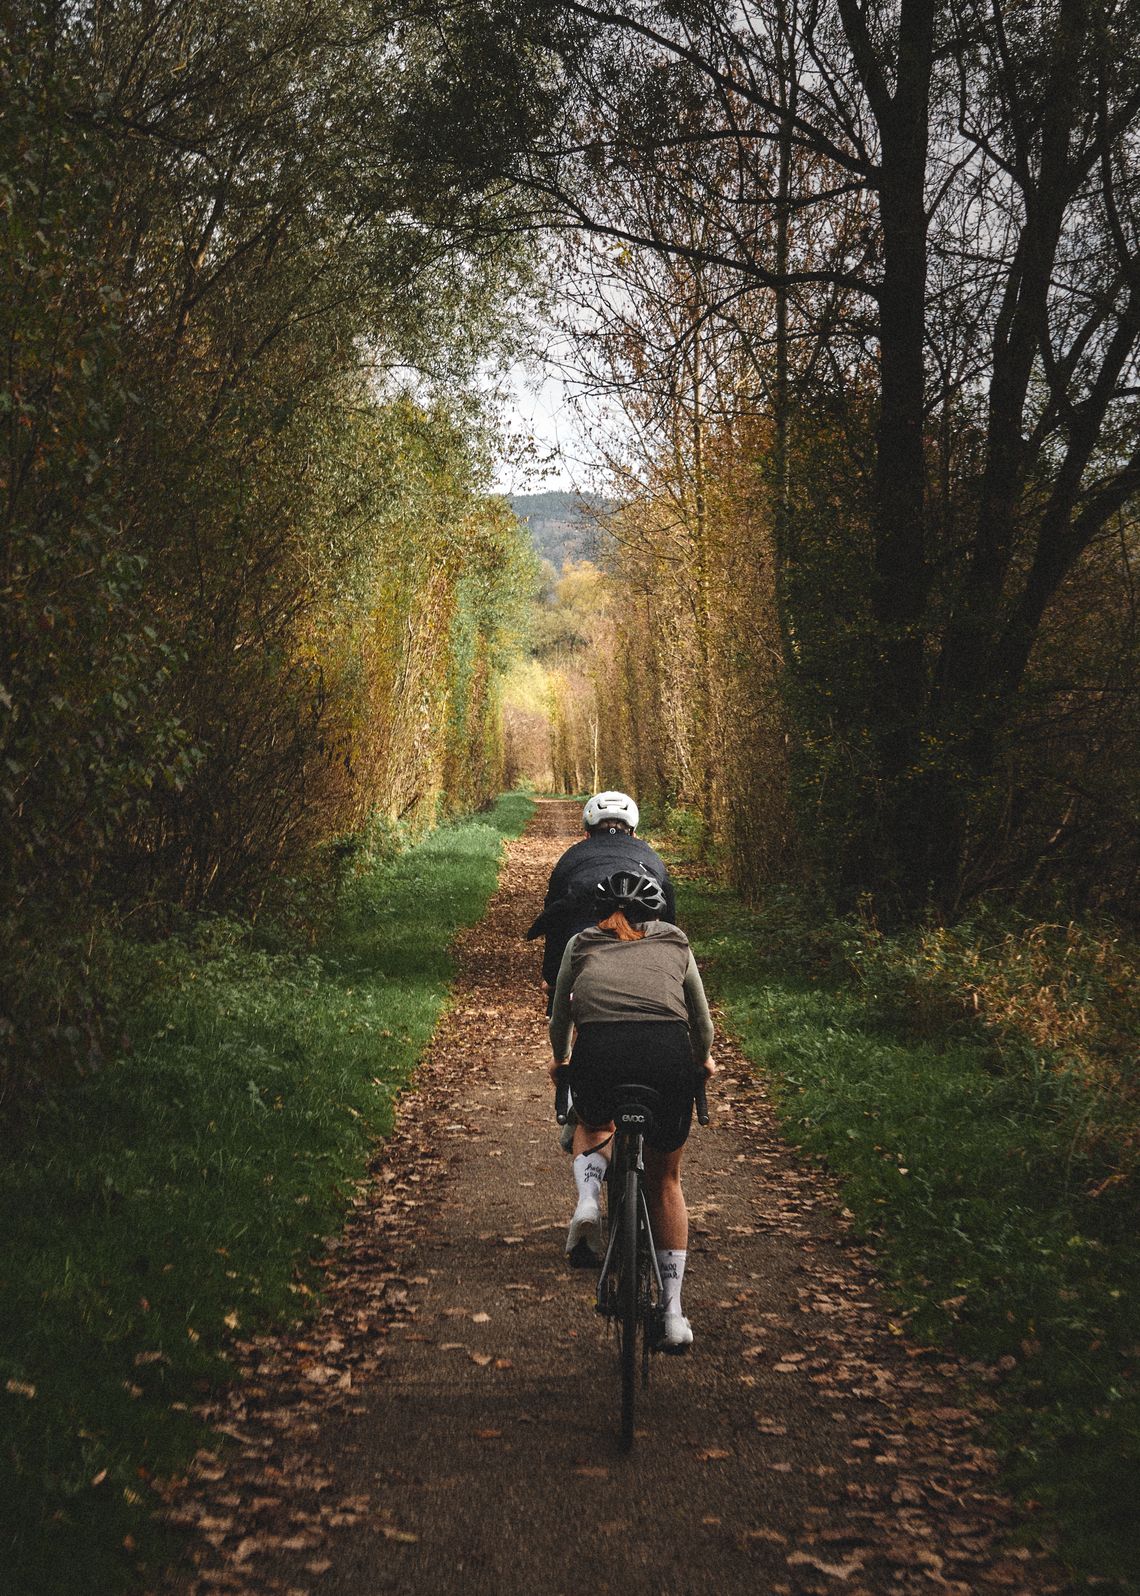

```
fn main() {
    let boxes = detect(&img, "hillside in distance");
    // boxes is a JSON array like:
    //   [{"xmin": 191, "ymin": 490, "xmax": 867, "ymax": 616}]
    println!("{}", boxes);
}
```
[{"xmin": 509, "ymin": 491, "xmax": 612, "ymax": 569}]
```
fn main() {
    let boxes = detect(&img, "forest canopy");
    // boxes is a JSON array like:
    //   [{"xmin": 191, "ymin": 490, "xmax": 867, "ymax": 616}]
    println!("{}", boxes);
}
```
[
  {"xmin": 423, "ymin": 0, "xmax": 1140, "ymax": 919},
  {"xmin": 0, "ymin": 0, "xmax": 538, "ymax": 1090}
]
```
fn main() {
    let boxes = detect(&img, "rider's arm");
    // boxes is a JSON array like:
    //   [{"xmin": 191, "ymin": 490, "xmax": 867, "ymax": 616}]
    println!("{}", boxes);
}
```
[
  {"xmin": 547, "ymin": 935, "xmax": 578, "ymax": 1067},
  {"xmin": 682, "ymin": 953, "xmax": 715, "ymax": 1065}
]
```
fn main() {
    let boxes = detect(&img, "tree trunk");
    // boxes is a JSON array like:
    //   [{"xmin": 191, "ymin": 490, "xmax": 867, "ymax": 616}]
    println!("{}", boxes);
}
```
[{"xmin": 861, "ymin": 0, "xmax": 938, "ymax": 908}]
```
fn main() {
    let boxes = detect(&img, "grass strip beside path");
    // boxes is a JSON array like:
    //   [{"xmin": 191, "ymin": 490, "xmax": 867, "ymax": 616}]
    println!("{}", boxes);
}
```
[
  {"xmin": 679, "ymin": 879, "xmax": 1139, "ymax": 1590},
  {"xmin": 0, "ymin": 792, "xmax": 534, "ymax": 1596}
]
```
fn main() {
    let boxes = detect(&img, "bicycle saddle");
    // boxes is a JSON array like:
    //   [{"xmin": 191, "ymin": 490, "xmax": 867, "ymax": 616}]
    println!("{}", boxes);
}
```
[{"xmin": 609, "ymin": 1082, "xmax": 665, "ymax": 1133}]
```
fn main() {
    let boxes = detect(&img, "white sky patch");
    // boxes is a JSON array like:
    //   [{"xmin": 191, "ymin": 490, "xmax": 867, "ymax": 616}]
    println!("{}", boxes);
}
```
[{"xmin": 492, "ymin": 357, "xmax": 591, "ymax": 495}]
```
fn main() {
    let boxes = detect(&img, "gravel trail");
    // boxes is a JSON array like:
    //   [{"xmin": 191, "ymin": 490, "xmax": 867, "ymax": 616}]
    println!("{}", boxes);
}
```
[{"xmin": 158, "ymin": 799, "xmax": 1068, "ymax": 1596}]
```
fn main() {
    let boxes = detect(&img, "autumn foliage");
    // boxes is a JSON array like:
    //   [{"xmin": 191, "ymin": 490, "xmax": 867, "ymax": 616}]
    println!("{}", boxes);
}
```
[{"xmin": 0, "ymin": 1, "xmax": 534, "ymax": 1090}]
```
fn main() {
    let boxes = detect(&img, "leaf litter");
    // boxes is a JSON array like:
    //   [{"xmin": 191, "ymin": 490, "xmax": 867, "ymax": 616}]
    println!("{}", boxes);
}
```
[{"xmin": 151, "ymin": 804, "xmax": 1069, "ymax": 1596}]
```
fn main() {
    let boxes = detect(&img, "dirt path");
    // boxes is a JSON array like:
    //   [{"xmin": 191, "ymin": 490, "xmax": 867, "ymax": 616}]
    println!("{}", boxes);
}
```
[{"xmin": 158, "ymin": 800, "xmax": 1069, "ymax": 1596}]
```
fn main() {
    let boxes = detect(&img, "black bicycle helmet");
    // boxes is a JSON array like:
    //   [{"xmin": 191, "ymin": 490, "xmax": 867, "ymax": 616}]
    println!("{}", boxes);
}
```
[{"xmin": 594, "ymin": 870, "xmax": 667, "ymax": 920}]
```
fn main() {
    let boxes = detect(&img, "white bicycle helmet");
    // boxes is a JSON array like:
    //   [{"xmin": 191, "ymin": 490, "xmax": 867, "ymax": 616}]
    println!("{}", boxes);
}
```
[{"xmin": 582, "ymin": 790, "xmax": 639, "ymax": 831}]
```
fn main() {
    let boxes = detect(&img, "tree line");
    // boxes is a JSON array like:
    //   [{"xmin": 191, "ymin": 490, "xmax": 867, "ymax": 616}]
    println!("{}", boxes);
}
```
[
  {"xmin": 438, "ymin": 0, "xmax": 1139, "ymax": 920},
  {"xmin": 6, "ymin": 0, "xmax": 1139, "ymax": 1095},
  {"xmin": 1, "ymin": 0, "xmax": 536, "ymax": 1092}
]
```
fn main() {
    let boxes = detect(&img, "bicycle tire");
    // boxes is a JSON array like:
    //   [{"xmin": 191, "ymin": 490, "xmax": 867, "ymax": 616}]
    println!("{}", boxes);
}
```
[{"xmin": 619, "ymin": 1163, "xmax": 639, "ymax": 1450}]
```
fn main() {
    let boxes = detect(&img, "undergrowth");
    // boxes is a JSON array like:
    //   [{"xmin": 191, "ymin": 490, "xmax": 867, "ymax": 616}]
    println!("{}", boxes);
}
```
[
  {"xmin": 0, "ymin": 792, "xmax": 533, "ymax": 1596},
  {"xmin": 678, "ymin": 879, "xmax": 1140, "ymax": 1590}
]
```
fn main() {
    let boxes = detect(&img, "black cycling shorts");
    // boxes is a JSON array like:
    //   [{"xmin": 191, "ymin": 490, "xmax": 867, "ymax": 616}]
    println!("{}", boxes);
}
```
[{"xmin": 569, "ymin": 1020, "xmax": 694, "ymax": 1153}]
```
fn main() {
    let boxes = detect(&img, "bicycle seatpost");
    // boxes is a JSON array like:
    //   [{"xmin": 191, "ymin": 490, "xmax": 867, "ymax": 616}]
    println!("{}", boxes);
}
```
[{"xmin": 553, "ymin": 1066, "xmax": 570, "ymax": 1125}]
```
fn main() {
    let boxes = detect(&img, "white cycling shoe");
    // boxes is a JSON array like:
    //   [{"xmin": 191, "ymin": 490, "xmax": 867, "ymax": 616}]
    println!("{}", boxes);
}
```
[
  {"xmin": 565, "ymin": 1194, "xmax": 603, "ymax": 1266},
  {"xmin": 659, "ymin": 1312, "xmax": 694, "ymax": 1353}
]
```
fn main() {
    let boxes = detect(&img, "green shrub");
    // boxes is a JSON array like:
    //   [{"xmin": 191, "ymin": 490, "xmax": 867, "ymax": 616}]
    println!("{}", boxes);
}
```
[
  {"xmin": 681, "ymin": 880, "xmax": 1140, "ymax": 1586},
  {"xmin": 0, "ymin": 794, "xmax": 533, "ymax": 1595}
]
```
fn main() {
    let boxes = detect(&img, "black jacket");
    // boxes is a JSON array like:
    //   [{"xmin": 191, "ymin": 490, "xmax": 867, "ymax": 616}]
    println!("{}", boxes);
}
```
[{"xmin": 525, "ymin": 833, "xmax": 677, "ymax": 996}]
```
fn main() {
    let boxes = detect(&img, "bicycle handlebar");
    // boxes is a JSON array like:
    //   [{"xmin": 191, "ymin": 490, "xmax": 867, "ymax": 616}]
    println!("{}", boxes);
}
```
[{"xmin": 552, "ymin": 1065, "xmax": 710, "ymax": 1127}]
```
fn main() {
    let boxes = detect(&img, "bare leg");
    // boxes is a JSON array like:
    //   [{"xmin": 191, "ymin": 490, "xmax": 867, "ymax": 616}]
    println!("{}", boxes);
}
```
[
  {"xmin": 572, "ymin": 1119, "xmax": 614, "ymax": 1163},
  {"xmin": 643, "ymin": 1145, "xmax": 687, "ymax": 1250}
]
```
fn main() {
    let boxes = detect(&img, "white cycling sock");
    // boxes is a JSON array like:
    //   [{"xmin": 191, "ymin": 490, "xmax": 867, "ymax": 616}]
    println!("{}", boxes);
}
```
[
  {"xmin": 656, "ymin": 1249, "xmax": 687, "ymax": 1316},
  {"xmin": 573, "ymin": 1152, "xmax": 606, "ymax": 1207}
]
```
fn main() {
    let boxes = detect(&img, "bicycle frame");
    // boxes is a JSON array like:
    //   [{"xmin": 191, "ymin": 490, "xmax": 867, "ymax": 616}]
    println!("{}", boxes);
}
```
[
  {"xmin": 554, "ymin": 1067, "xmax": 708, "ymax": 1450},
  {"xmin": 596, "ymin": 1126, "xmax": 665, "ymax": 1306}
]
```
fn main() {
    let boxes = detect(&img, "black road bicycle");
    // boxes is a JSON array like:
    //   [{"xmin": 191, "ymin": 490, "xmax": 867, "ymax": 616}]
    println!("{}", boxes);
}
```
[{"xmin": 555, "ymin": 1069, "xmax": 709, "ymax": 1451}]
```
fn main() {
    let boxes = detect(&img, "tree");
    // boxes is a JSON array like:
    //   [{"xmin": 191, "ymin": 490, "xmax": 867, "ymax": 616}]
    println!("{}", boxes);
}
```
[
  {"xmin": 1, "ymin": 0, "xmax": 537, "ymax": 1089},
  {"xmin": 451, "ymin": 0, "xmax": 1140, "ymax": 914}
]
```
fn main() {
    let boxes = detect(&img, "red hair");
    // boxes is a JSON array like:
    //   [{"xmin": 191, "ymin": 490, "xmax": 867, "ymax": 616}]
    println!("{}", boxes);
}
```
[{"xmin": 597, "ymin": 909, "xmax": 645, "ymax": 941}]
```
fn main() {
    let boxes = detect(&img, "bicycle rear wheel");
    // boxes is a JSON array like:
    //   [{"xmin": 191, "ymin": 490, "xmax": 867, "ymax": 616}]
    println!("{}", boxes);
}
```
[{"xmin": 619, "ymin": 1164, "xmax": 639, "ymax": 1450}]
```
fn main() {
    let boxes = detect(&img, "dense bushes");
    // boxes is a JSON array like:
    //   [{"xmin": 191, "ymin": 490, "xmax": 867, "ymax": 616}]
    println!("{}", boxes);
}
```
[
  {"xmin": 679, "ymin": 877, "xmax": 1140, "ymax": 1580},
  {"xmin": 0, "ymin": 0, "xmax": 535, "ymax": 1094}
]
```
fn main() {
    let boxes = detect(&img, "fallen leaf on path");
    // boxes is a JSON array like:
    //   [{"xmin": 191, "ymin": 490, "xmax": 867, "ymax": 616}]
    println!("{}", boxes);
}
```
[
  {"xmin": 787, "ymin": 1551, "xmax": 865, "ymax": 1579},
  {"xmin": 696, "ymin": 1448, "xmax": 731, "ymax": 1461},
  {"xmin": 473, "ymin": 1429, "xmax": 502, "ymax": 1440},
  {"xmin": 469, "ymin": 1352, "xmax": 492, "ymax": 1367},
  {"xmin": 744, "ymin": 1528, "xmax": 788, "ymax": 1545},
  {"xmin": 5, "ymin": 1379, "xmax": 35, "ymax": 1399},
  {"xmin": 471, "ymin": 1312, "xmax": 491, "ymax": 1323},
  {"xmin": 380, "ymin": 1527, "xmax": 418, "ymax": 1543},
  {"xmin": 305, "ymin": 1559, "xmax": 333, "ymax": 1574}
]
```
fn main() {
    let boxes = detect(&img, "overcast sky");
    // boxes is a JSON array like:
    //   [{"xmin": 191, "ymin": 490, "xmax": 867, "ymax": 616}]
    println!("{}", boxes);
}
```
[{"xmin": 491, "ymin": 358, "xmax": 586, "ymax": 496}]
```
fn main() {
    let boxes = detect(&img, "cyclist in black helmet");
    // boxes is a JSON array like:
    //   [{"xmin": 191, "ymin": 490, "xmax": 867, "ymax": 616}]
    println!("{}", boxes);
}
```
[
  {"xmin": 547, "ymin": 870, "xmax": 716, "ymax": 1352},
  {"xmin": 525, "ymin": 790, "xmax": 676, "ymax": 1015}
]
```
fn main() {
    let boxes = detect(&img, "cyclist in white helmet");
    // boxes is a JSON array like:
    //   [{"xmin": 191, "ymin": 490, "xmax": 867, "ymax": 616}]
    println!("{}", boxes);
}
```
[{"xmin": 525, "ymin": 791, "xmax": 676, "ymax": 1014}]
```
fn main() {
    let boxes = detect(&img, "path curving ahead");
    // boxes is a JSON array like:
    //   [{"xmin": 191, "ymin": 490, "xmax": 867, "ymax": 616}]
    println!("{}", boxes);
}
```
[{"xmin": 158, "ymin": 800, "xmax": 1066, "ymax": 1596}]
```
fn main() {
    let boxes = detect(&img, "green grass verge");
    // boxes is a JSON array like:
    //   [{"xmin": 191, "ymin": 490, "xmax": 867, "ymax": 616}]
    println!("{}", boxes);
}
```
[
  {"xmin": 0, "ymin": 792, "xmax": 534, "ymax": 1596},
  {"xmin": 679, "ymin": 879, "xmax": 1139, "ymax": 1591}
]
